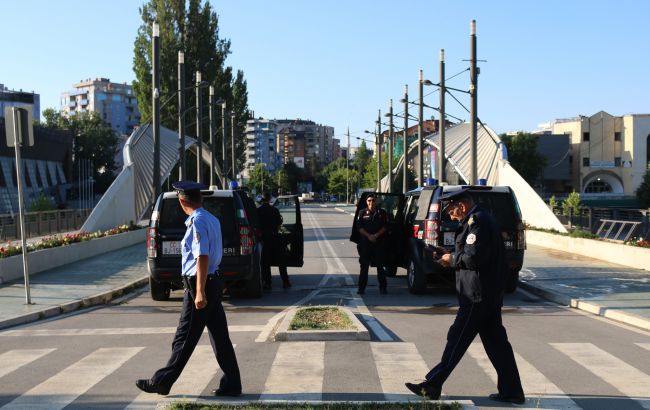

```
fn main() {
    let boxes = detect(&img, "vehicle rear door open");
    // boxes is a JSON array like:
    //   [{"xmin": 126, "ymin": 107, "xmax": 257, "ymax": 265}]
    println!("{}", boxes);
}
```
[{"xmin": 273, "ymin": 195, "xmax": 304, "ymax": 267}]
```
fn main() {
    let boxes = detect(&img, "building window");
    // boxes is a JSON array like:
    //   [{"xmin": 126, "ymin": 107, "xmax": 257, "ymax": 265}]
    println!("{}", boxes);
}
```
[
  {"xmin": 615, "ymin": 157, "xmax": 621, "ymax": 167},
  {"xmin": 614, "ymin": 132, "xmax": 622, "ymax": 141},
  {"xmin": 585, "ymin": 179, "xmax": 613, "ymax": 194},
  {"xmin": 583, "ymin": 157, "xmax": 590, "ymax": 167},
  {"xmin": 583, "ymin": 132, "xmax": 590, "ymax": 142}
]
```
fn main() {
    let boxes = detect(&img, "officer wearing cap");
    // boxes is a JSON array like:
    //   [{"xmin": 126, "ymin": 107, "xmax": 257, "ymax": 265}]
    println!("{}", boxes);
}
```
[
  {"xmin": 406, "ymin": 188, "xmax": 525, "ymax": 405},
  {"xmin": 355, "ymin": 193, "xmax": 388, "ymax": 294},
  {"xmin": 136, "ymin": 181, "xmax": 241, "ymax": 397}
]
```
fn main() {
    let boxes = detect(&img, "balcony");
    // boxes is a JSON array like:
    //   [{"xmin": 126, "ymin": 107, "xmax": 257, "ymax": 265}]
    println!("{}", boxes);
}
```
[
  {"xmin": 80, "ymin": 99, "xmax": 88, "ymax": 106},
  {"xmin": 246, "ymin": 142, "xmax": 256, "ymax": 148},
  {"xmin": 68, "ymin": 101, "xmax": 76, "ymax": 108}
]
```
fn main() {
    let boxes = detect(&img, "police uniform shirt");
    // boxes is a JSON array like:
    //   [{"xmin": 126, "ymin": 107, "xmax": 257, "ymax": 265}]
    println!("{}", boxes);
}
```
[
  {"xmin": 357, "ymin": 207, "xmax": 388, "ymax": 236},
  {"xmin": 181, "ymin": 207, "xmax": 223, "ymax": 277}
]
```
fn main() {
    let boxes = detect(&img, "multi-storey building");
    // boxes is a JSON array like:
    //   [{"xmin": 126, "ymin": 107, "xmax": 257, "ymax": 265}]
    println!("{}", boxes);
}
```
[
  {"xmin": 60, "ymin": 78, "xmax": 140, "ymax": 135},
  {"xmin": 0, "ymin": 84, "xmax": 40, "ymax": 121},
  {"xmin": 243, "ymin": 119, "xmax": 280, "ymax": 179}
]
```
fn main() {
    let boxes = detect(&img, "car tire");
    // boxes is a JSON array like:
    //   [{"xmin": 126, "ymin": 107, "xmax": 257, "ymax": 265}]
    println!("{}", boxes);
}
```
[
  {"xmin": 407, "ymin": 260, "xmax": 427, "ymax": 294},
  {"xmin": 385, "ymin": 265, "xmax": 398, "ymax": 277},
  {"xmin": 150, "ymin": 277, "xmax": 170, "ymax": 301},
  {"xmin": 505, "ymin": 269, "xmax": 519, "ymax": 293}
]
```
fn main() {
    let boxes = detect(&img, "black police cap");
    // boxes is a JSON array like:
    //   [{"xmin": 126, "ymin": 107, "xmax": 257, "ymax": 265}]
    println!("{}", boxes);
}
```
[
  {"xmin": 172, "ymin": 180, "xmax": 206, "ymax": 196},
  {"xmin": 439, "ymin": 187, "xmax": 473, "ymax": 208}
]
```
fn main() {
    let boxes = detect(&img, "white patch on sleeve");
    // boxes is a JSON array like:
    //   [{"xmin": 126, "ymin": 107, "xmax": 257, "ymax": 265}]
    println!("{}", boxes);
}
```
[{"xmin": 465, "ymin": 233, "xmax": 476, "ymax": 245}]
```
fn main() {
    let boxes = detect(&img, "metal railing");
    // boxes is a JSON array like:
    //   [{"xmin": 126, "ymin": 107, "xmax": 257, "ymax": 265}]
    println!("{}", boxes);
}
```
[
  {"xmin": 550, "ymin": 206, "xmax": 650, "ymax": 241},
  {"xmin": 0, "ymin": 209, "xmax": 92, "ymax": 241}
]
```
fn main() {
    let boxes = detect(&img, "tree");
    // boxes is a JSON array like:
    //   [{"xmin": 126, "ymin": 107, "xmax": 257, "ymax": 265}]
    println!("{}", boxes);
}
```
[
  {"xmin": 636, "ymin": 168, "xmax": 650, "ymax": 208},
  {"xmin": 328, "ymin": 168, "xmax": 360, "ymax": 199},
  {"xmin": 248, "ymin": 164, "xmax": 275, "ymax": 195},
  {"xmin": 354, "ymin": 141, "xmax": 372, "ymax": 182},
  {"xmin": 282, "ymin": 161, "xmax": 305, "ymax": 194},
  {"xmin": 499, "ymin": 132, "xmax": 547, "ymax": 186},
  {"xmin": 42, "ymin": 108, "xmax": 118, "ymax": 193},
  {"xmin": 276, "ymin": 169, "xmax": 291, "ymax": 195},
  {"xmin": 562, "ymin": 191, "xmax": 582, "ymax": 216},
  {"xmin": 548, "ymin": 195, "xmax": 558, "ymax": 212}
]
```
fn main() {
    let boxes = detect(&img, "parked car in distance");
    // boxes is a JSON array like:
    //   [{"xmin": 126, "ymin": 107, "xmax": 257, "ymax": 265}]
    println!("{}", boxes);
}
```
[{"xmin": 351, "ymin": 184, "xmax": 526, "ymax": 294}]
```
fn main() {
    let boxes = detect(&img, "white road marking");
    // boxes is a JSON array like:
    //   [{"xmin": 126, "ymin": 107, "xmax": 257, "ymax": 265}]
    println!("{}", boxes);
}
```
[
  {"xmin": 260, "ymin": 342, "xmax": 324, "ymax": 401},
  {"xmin": 2, "ymin": 347, "xmax": 143, "ymax": 410},
  {"xmin": 1, "ymin": 326, "xmax": 262, "ymax": 337},
  {"xmin": 0, "ymin": 349, "xmax": 55, "ymax": 379},
  {"xmin": 371, "ymin": 342, "xmax": 436, "ymax": 401},
  {"xmin": 552, "ymin": 342, "xmax": 650, "ymax": 410},
  {"xmin": 637, "ymin": 343, "xmax": 650, "ymax": 351},
  {"xmin": 467, "ymin": 343, "xmax": 582, "ymax": 409}
]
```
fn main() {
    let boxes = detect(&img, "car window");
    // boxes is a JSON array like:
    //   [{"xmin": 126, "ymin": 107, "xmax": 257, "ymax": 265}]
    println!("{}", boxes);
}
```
[
  {"xmin": 405, "ymin": 195, "xmax": 420, "ymax": 225},
  {"xmin": 469, "ymin": 192, "xmax": 519, "ymax": 230},
  {"xmin": 375, "ymin": 194, "xmax": 401, "ymax": 220},
  {"xmin": 274, "ymin": 197, "xmax": 297, "ymax": 225},
  {"xmin": 159, "ymin": 197, "xmax": 238, "ymax": 240}
]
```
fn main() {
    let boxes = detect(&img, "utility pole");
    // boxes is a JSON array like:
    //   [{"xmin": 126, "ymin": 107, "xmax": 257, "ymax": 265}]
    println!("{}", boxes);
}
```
[
  {"xmin": 418, "ymin": 69, "xmax": 424, "ymax": 187},
  {"xmin": 209, "ymin": 86, "xmax": 215, "ymax": 186},
  {"xmin": 470, "ymin": 19, "xmax": 478, "ymax": 185},
  {"xmin": 346, "ymin": 127, "xmax": 350, "ymax": 203},
  {"xmin": 387, "ymin": 99, "xmax": 394, "ymax": 193},
  {"xmin": 439, "ymin": 49, "xmax": 446, "ymax": 183},
  {"xmin": 152, "ymin": 22, "xmax": 161, "ymax": 202},
  {"xmin": 195, "ymin": 71, "xmax": 203, "ymax": 184},
  {"xmin": 177, "ymin": 51, "xmax": 185, "ymax": 180},
  {"xmin": 221, "ymin": 102, "xmax": 227, "ymax": 188},
  {"xmin": 231, "ymin": 111, "xmax": 236, "ymax": 183},
  {"xmin": 376, "ymin": 110, "xmax": 382, "ymax": 192},
  {"xmin": 402, "ymin": 84, "xmax": 408, "ymax": 193}
]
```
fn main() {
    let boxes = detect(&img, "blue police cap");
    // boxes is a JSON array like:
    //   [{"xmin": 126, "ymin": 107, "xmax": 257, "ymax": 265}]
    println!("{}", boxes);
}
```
[{"xmin": 172, "ymin": 180, "xmax": 206, "ymax": 195}]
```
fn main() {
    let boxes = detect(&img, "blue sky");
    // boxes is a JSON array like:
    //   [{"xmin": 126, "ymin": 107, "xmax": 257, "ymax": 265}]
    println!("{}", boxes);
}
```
[{"xmin": 2, "ymin": 0, "xmax": 648, "ymax": 145}]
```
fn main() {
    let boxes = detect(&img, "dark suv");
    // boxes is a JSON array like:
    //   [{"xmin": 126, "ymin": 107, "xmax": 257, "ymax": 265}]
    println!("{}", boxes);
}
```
[
  {"xmin": 146, "ymin": 189, "xmax": 303, "ymax": 300},
  {"xmin": 351, "ymin": 184, "xmax": 525, "ymax": 294}
]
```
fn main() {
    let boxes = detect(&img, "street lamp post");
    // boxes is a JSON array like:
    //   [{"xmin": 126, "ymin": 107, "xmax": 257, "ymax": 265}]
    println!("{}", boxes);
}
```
[
  {"xmin": 377, "ymin": 110, "xmax": 382, "ymax": 192},
  {"xmin": 195, "ymin": 71, "xmax": 203, "ymax": 184},
  {"xmin": 209, "ymin": 86, "xmax": 216, "ymax": 186},
  {"xmin": 346, "ymin": 127, "xmax": 350, "ymax": 203},
  {"xmin": 221, "ymin": 102, "xmax": 227, "ymax": 188},
  {"xmin": 177, "ymin": 51, "xmax": 186, "ymax": 180},
  {"xmin": 470, "ymin": 19, "xmax": 478, "ymax": 184},
  {"xmin": 231, "ymin": 111, "xmax": 236, "ymax": 182},
  {"xmin": 439, "ymin": 49, "xmax": 446, "ymax": 183},
  {"xmin": 418, "ymin": 69, "xmax": 424, "ymax": 187},
  {"xmin": 387, "ymin": 99, "xmax": 394, "ymax": 193},
  {"xmin": 402, "ymin": 84, "xmax": 409, "ymax": 193},
  {"xmin": 152, "ymin": 22, "xmax": 161, "ymax": 204}
]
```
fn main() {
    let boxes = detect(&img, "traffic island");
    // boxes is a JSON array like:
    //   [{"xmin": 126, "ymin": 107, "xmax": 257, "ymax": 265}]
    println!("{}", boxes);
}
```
[{"xmin": 274, "ymin": 306, "xmax": 370, "ymax": 341}]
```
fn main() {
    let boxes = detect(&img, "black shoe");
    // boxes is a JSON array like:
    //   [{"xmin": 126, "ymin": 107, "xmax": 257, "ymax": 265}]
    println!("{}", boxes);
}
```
[
  {"xmin": 283, "ymin": 281, "xmax": 292, "ymax": 289},
  {"xmin": 135, "ymin": 379, "xmax": 170, "ymax": 395},
  {"xmin": 489, "ymin": 392, "xmax": 526, "ymax": 405},
  {"xmin": 405, "ymin": 381, "xmax": 441, "ymax": 399},
  {"xmin": 357, "ymin": 289, "xmax": 364, "ymax": 295},
  {"xmin": 380, "ymin": 288, "xmax": 387, "ymax": 294},
  {"xmin": 212, "ymin": 387, "xmax": 242, "ymax": 397}
]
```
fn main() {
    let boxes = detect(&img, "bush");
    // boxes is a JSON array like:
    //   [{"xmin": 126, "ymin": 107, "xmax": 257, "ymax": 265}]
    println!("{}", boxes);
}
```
[
  {"xmin": 562, "ymin": 191, "xmax": 582, "ymax": 216},
  {"xmin": 625, "ymin": 237, "xmax": 650, "ymax": 248}
]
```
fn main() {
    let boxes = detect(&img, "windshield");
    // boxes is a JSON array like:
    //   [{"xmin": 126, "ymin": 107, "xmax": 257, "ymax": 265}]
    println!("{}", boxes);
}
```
[{"xmin": 159, "ymin": 197, "xmax": 238, "ymax": 240}]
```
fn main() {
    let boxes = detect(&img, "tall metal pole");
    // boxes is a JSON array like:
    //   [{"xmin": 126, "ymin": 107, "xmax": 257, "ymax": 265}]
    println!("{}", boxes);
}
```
[
  {"xmin": 388, "ymin": 99, "xmax": 394, "ymax": 194},
  {"xmin": 177, "ymin": 51, "xmax": 186, "ymax": 180},
  {"xmin": 152, "ymin": 22, "xmax": 161, "ymax": 202},
  {"xmin": 195, "ymin": 71, "xmax": 203, "ymax": 184},
  {"xmin": 403, "ymin": 84, "xmax": 408, "ymax": 193},
  {"xmin": 376, "ymin": 110, "xmax": 382, "ymax": 192},
  {"xmin": 346, "ymin": 127, "xmax": 350, "ymax": 203},
  {"xmin": 231, "ymin": 111, "xmax": 236, "ymax": 182},
  {"xmin": 221, "ymin": 102, "xmax": 227, "ymax": 187},
  {"xmin": 418, "ymin": 69, "xmax": 424, "ymax": 187},
  {"xmin": 439, "ymin": 49, "xmax": 446, "ymax": 183},
  {"xmin": 470, "ymin": 19, "xmax": 478, "ymax": 185},
  {"xmin": 11, "ymin": 108, "xmax": 31, "ymax": 304},
  {"xmin": 209, "ymin": 86, "xmax": 216, "ymax": 186}
]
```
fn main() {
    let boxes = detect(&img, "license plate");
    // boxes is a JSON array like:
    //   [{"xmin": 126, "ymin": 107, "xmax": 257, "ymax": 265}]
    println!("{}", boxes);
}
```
[
  {"xmin": 162, "ymin": 241, "xmax": 182, "ymax": 255},
  {"xmin": 443, "ymin": 232, "xmax": 455, "ymax": 246}
]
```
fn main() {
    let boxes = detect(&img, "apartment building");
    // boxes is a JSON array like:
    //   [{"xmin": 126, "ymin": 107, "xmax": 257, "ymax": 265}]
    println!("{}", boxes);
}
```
[{"xmin": 0, "ymin": 84, "xmax": 40, "ymax": 121}]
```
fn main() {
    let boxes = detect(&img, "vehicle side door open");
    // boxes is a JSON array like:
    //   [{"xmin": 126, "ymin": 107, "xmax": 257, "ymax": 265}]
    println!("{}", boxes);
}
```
[{"xmin": 273, "ymin": 195, "xmax": 304, "ymax": 267}]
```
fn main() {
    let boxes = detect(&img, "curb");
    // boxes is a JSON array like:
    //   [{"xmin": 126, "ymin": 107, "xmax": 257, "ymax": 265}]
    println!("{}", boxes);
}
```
[
  {"xmin": 180, "ymin": 399, "xmax": 477, "ymax": 409},
  {"xmin": 0, "ymin": 276, "xmax": 149, "ymax": 330},
  {"xmin": 519, "ymin": 280, "xmax": 650, "ymax": 332},
  {"xmin": 275, "ymin": 306, "xmax": 370, "ymax": 341}
]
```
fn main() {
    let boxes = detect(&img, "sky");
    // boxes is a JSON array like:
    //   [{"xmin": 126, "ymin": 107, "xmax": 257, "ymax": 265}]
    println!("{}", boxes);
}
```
[{"xmin": 2, "ymin": 0, "xmax": 649, "ymax": 146}]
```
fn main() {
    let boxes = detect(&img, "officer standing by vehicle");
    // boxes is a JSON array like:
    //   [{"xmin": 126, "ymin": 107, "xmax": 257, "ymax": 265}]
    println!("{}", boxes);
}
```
[
  {"xmin": 136, "ymin": 181, "xmax": 242, "ymax": 397},
  {"xmin": 405, "ymin": 188, "xmax": 525, "ymax": 405},
  {"xmin": 257, "ymin": 192, "xmax": 291, "ymax": 289},
  {"xmin": 355, "ymin": 193, "xmax": 388, "ymax": 294}
]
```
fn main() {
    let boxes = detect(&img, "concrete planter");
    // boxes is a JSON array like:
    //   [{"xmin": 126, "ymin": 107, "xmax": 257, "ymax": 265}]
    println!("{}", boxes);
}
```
[
  {"xmin": 526, "ymin": 230, "xmax": 650, "ymax": 271},
  {"xmin": 0, "ymin": 229, "xmax": 146, "ymax": 284},
  {"xmin": 275, "ymin": 306, "xmax": 370, "ymax": 341}
]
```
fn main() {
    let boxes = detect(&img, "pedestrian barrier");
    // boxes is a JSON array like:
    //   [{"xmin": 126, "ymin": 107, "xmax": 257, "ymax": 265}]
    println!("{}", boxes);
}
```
[
  {"xmin": 0, "ymin": 209, "xmax": 91, "ymax": 240},
  {"xmin": 595, "ymin": 219, "xmax": 642, "ymax": 241}
]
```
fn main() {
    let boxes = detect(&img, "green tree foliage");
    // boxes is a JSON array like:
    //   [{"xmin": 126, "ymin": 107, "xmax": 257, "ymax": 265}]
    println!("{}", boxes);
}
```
[
  {"xmin": 562, "ymin": 191, "xmax": 582, "ymax": 216},
  {"xmin": 636, "ymin": 168, "xmax": 650, "ymax": 208},
  {"xmin": 328, "ymin": 168, "xmax": 360, "ymax": 200},
  {"xmin": 132, "ymin": 0, "xmax": 249, "ymax": 178},
  {"xmin": 548, "ymin": 195, "xmax": 558, "ymax": 211},
  {"xmin": 499, "ymin": 132, "xmax": 547, "ymax": 185},
  {"xmin": 28, "ymin": 192, "xmax": 56, "ymax": 212},
  {"xmin": 354, "ymin": 141, "xmax": 372, "ymax": 182},
  {"xmin": 362, "ymin": 152, "xmax": 388, "ymax": 190},
  {"xmin": 276, "ymin": 169, "xmax": 291, "ymax": 195},
  {"xmin": 282, "ymin": 162, "xmax": 305, "ymax": 194},
  {"xmin": 248, "ymin": 164, "xmax": 275, "ymax": 195},
  {"xmin": 42, "ymin": 109, "xmax": 118, "ymax": 193}
]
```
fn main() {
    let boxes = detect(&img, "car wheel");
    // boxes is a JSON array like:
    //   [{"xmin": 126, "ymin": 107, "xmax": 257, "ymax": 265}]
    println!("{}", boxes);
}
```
[
  {"xmin": 407, "ymin": 260, "xmax": 427, "ymax": 294},
  {"xmin": 150, "ymin": 277, "xmax": 170, "ymax": 301},
  {"xmin": 505, "ymin": 269, "xmax": 519, "ymax": 293},
  {"xmin": 385, "ymin": 265, "xmax": 398, "ymax": 277}
]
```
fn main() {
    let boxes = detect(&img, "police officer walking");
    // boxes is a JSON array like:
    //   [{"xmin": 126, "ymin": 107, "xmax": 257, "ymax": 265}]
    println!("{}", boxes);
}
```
[
  {"xmin": 355, "ymin": 193, "xmax": 388, "ymax": 295},
  {"xmin": 257, "ymin": 192, "xmax": 291, "ymax": 290},
  {"xmin": 136, "ymin": 181, "xmax": 241, "ymax": 397},
  {"xmin": 405, "ymin": 188, "xmax": 525, "ymax": 405}
]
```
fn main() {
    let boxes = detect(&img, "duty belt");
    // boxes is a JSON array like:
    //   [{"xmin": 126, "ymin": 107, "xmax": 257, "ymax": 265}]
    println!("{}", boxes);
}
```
[{"xmin": 182, "ymin": 272, "xmax": 220, "ymax": 292}]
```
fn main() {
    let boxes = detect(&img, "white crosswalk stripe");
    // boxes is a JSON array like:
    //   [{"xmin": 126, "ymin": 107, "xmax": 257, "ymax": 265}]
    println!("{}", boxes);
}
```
[
  {"xmin": 370, "ymin": 342, "xmax": 436, "ymax": 401},
  {"xmin": 0, "ymin": 349, "xmax": 55, "ymax": 379},
  {"xmin": 1, "ymin": 347, "xmax": 143, "ymax": 410},
  {"xmin": 637, "ymin": 343, "xmax": 650, "ymax": 352},
  {"xmin": 260, "ymin": 342, "xmax": 325, "ymax": 401},
  {"xmin": 467, "ymin": 343, "xmax": 582, "ymax": 409},
  {"xmin": 0, "ymin": 326, "xmax": 262, "ymax": 337},
  {"xmin": 551, "ymin": 342, "xmax": 650, "ymax": 410}
]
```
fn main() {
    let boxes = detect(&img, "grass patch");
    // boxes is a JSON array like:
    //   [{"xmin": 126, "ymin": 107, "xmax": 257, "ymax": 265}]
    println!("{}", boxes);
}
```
[
  {"xmin": 289, "ymin": 307, "xmax": 354, "ymax": 330},
  {"xmin": 167, "ymin": 402, "xmax": 461, "ymax": 410}
]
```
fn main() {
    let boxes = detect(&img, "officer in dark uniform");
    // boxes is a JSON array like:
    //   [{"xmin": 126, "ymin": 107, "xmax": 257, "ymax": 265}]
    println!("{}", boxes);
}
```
[
  {"xmin": 136, "ymin": 181, "xmax": 242, "ymax": 397},
  {"xmin": 257, "ymin": 192, "xmax": 291, "ymax": 289},
  {"xmin": 405, "ymin": 188, "xmax": 525, "ymax": 405},
  {"xmin": 355, "ymin": 193, "xmax": 388, "ymax": 294}
]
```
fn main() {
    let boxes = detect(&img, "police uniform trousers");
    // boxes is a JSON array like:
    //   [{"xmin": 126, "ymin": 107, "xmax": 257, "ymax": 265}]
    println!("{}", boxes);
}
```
[
  {"xmin": 261, "ymin": 234, "xmax": 289, "ymax": 286},
  {"xmin": 357, "ymin": 240, "xmax": 387, "ymax": 292},
  {"xmin": 424, "ymin": 295, "xmax": 523, "ymax": 397},
  {"xmin": 151, "ymin": 276, "xmax": 241, "ymax": 391}
]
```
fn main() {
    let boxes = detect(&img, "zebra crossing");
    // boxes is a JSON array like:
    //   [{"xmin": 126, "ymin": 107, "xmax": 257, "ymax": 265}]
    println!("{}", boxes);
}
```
[{"xmin": 1, "ymin": 340, "xmax": 649, "ymax": 409}]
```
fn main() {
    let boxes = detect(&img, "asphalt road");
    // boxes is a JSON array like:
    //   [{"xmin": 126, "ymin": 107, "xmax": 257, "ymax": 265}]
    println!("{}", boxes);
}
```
[{"xmin": 0, "ymin": 205, "xmax": 649, "ymax": 410}]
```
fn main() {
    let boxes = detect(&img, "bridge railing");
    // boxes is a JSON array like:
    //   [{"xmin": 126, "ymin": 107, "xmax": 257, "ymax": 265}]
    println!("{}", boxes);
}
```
[
  {"xmin": 550, "ymin": 207, "xmax": 649, "ymax": 240},
  {"xmin": 0, "ymin": 209, "xmax": 92, "ymax": 241}
]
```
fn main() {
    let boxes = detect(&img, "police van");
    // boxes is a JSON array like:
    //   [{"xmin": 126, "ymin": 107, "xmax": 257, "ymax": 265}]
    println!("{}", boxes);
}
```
[{"xmin": 147, "ymin": 187, "xmax": 303, "ymax": 300}]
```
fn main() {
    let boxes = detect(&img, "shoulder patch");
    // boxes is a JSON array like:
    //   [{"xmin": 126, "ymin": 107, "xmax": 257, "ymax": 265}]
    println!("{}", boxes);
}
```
[
  {"xmin": 194, "ymin": 231, "xmax": 201, "ymax": 243},
  {"xmin": 466, "ymin": 233, "xmax": 476, "ymax": 245}
]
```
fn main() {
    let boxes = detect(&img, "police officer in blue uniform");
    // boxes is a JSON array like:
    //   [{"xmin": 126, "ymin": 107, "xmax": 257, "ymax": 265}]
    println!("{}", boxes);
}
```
[
  {"xmin": 405, "ymin": 188, "xmax": 525, "ymax": 405},
  {"xmin": 136, "ymin": 181, "xmax": 241, "ymax": 397},
  {"xmin": 355, "ymin": 193, "xmax": 388, "ymax": 294}
]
